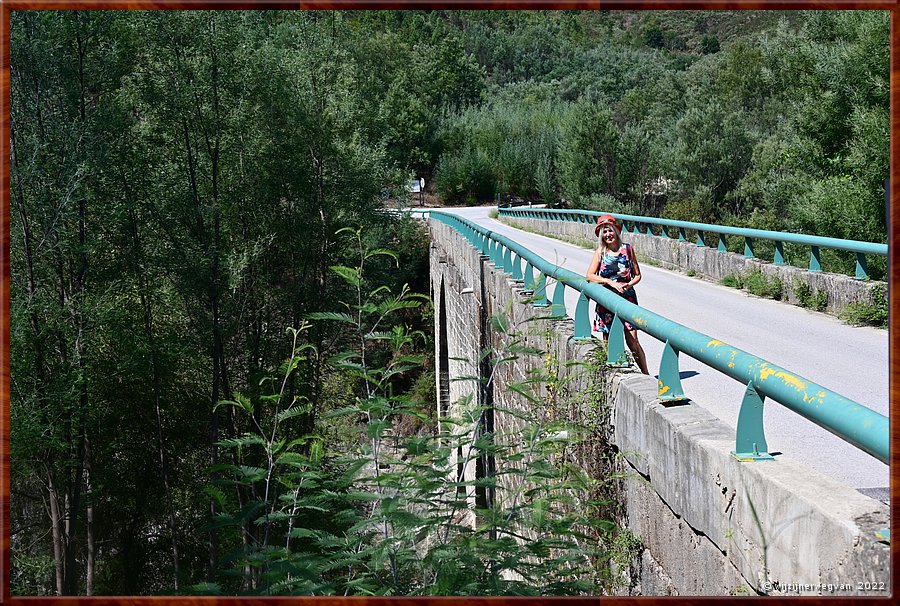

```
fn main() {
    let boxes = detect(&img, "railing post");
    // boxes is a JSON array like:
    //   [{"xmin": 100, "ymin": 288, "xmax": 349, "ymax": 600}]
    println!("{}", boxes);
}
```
[
  {"xmin": 731, "ymin": 382, "xmax": 774, "ymax": 462},
  {"xmin": 607, "ymin": 314, "xmax": 629, "ymax": 367},
  {"xmin": 658, "ymin": 341, "xmax": 688, "ymax": 404},
  {"xmin": 533, "ymin": 273, "xmax": 549, "ymax": 307},
  {"xmin": 717, "ymin": 235, "xmax": 727, "ymax": 252},
  {"xmin": 809, "ymin": 246, "xmax": 821, "ymax": 272},
  {"xmin": 551, "ymin": 280, "xmax": 566, "ymax": 317},
  {"xmin": 773, "ymin": 241, "xmax": 785, "ymax": 265},
  {"xmin": 678, "ymin": 227, "xmax": 686, "ymax": 241},
  {"xmin": 574, "ymin": 291, "xmax": 592, "ymax": 340},
  {"xmin": 511, "ymin": 253, "xmax": 524, "ymax": 281},
  {"xmin": 696, "ymin": 230, "xmax": 706, "ymax": 247},
  {"xmin": 502, "ymin": 245, "xmax": 512, "ymax": 274},
  {"xmin": 661, "ymin": 225, "xmax": 670, "ymax": 238},
  {"xmin": 855, "ymin": 253, "xmax": 869, "ymax": 280},
  {"xmin": 644, "ymin": 223, "xmax": 654, "ymax": 236},
  {"xmin": 523, "ymin": 263, "xmax": 535, "ymax": 293},
  {"xmin": 744, "ymin": 237, "xmax": 755, "ymax": 258}
]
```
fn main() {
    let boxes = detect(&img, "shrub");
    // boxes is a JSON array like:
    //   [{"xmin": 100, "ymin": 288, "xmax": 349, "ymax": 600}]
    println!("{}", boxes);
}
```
[
  {"xmin": 436, "ymin": 99, "xmax": 566, "ymax": 205},
  {"xmin": 699, "ymin": 34, "xmax": 720, "ymax": 54},
  {"xmin": 793, "ymin": 278, "xmax": 827, "ymax": 312},
  {"xmin": 434, "ymin": 149, "xmax": 496, "ymax": 205},
  {"xmin": 579, "ymin": 193, "xmax": 622, "ymax": 213},
  {"xmin": 840, "ymin": 282, "xmax": 888, "ymax": 328},
  {"xmin": 811, "ymin": 289, "xmax": 828, "ymax": 311},
  {"xmin": 721, "ymin": 273, "xmax": 744, "ymax": 289},
  {"xmin": 744, "ymin": 271, "xmax": 783, "ymax": 300},
  {"xmin": 661, "ymin": 193, "xmax": 708, "ymax": 223}
]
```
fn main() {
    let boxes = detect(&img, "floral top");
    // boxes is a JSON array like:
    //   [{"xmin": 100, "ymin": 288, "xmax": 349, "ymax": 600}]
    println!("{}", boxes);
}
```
[{"xmin": 598, "ymin": 243, "xmax": 635, "ymax": 285}]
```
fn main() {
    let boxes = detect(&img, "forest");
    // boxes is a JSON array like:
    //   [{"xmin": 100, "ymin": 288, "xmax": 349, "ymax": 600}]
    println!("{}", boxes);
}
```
[{"xmin": 8, "ymin": 9, "xmax": 888, "ymax": 596}]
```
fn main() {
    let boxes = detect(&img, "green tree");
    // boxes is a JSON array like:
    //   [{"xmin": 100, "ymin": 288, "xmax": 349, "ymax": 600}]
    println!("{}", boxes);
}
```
[{"xmin": 557, "ymin": 101, "xmax": 620, "ymax": 204}]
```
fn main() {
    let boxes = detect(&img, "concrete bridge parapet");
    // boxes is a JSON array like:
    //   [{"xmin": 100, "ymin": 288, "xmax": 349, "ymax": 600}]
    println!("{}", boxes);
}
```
[
  {"xmin": 429, "ymin": 219, "xmax": 889, "ymax": 596},
  {"xmin": 611, "ymin": 371, "xmax": 889, "ymax": 595}
]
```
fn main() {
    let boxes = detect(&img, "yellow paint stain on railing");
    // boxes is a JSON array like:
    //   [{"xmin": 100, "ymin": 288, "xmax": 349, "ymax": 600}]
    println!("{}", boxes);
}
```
[
  {"xmin": 759, "ymin": 367, "xmax": 807, "ymax": 391},
  {"xmin": 659, "ymin": 383, "xmax": 670, "ymax": 395},
  {"xmin": 806, "ymin": 390, "xmax": 827, "ymax": 405},
  {"xmin": 707, "ymin": 339, "xmax": 724, "ymax": 347}
]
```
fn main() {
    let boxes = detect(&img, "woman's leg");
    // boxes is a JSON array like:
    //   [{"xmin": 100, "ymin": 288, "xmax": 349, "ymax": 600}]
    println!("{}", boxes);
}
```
[{"xmin": 624, "ymin": 330, "xmax": 650, "ymax": 375}]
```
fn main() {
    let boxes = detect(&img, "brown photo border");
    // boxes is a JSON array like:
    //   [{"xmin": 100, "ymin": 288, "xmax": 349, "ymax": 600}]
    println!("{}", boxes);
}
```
[{"xmin": 0, "ymin": 0, "xmax": 896, "ymax": 603}]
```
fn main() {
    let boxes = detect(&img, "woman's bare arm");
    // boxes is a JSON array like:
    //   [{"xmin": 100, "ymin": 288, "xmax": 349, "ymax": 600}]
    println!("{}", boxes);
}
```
[{"xmin": 586, "ymin": 249, "xmax": 604, "ymax": 283}]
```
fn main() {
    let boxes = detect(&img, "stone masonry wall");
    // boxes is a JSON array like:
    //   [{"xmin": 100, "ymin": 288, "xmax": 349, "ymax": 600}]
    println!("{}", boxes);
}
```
[
  {"xmin": 502, "ymin": 216, "xmax": 884, "ymax": 316},
  {"xmin": 429, "ymin": 219, "xmax": 890, "ymax": 596}
]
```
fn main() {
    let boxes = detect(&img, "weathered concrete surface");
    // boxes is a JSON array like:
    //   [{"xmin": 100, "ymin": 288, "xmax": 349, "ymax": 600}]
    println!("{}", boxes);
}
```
[
  {"xmin": 610, "ymin": 371, "xmax": 890, "ymax": 596},
  {"xmin": 503, "ymin": 216, "xmax": 884, "ymax": 316},
  {"xmin": 430, "ymin": 219, "xmax": 890, "ymax": 596}
]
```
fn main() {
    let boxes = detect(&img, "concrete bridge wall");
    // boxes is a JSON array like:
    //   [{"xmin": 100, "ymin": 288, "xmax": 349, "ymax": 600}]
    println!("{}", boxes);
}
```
[
  {"xmin": 429, "ymin": 220, "xmax": 890, "ymax": 596},
  {"xmin": 501, "ymin": 216, "xmax": 883, "ymax": 317}
]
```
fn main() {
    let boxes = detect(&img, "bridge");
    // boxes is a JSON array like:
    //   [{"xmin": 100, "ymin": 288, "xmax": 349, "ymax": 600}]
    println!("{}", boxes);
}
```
[{"xmin": 424, "ymin": 206, "xmax": 889, "ymax": 596}]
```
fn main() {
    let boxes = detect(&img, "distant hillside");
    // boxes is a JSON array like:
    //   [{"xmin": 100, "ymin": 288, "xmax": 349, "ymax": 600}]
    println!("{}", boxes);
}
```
[{"xmin": 614, "ymin": 10, "xmax": 807, "ymax": 49}]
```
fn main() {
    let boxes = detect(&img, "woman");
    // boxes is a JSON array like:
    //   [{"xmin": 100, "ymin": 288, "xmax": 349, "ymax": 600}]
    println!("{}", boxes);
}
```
[{"xmin": 585, "ymin": 214, "xmax": 650, "ymax": 375}]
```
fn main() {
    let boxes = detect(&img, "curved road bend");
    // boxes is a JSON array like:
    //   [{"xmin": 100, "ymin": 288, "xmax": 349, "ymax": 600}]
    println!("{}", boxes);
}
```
[{"xmin": 433, "ymin": 206, "xmax": 889, "ymax": 492}]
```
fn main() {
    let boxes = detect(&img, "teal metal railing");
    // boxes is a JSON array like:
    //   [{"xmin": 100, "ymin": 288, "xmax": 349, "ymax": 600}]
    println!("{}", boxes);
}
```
[
  {"xmin": 499, "ymin": 208, "xmax": 888, "ymax": 280},
  {"xmin": 427, "ymin": 210, "xmax": 888, "ymax": 465}
]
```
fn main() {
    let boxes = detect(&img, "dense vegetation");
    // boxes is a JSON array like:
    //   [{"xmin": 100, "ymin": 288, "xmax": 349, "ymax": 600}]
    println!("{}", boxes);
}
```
[
  {"xmin": 433, "ymin": 10, "xmax": 888, "ymax": 276},
  {"xmin": 10, "ymin": 9, "xmax": 888, "ymax": 596},
  {"xmin": 436, "ymin": 11, "xmax": 889, "ymax": 242}
]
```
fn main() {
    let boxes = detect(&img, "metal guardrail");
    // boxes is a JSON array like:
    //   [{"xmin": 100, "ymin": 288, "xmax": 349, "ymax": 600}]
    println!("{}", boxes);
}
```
[
  {"xmin": 499, "ymin": 208, "xmax": 888, "ymax": 280},
  {"xmin": 427, "ymin": 210, "xmax": 888, "ymax": 465}
]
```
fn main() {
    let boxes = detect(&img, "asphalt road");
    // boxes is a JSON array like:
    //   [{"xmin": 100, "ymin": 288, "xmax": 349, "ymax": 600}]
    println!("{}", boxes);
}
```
[{"xmin": 432, "ymin": 206, "xmax": 889, "ymax": 490}]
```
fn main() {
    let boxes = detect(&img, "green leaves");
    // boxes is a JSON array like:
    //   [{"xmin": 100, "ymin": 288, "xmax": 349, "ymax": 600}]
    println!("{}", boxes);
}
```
[
  {"xmin": 490, "ymin": 312, "xmax": 509, "ymax": 334},
  {"xmin": 531, "ymin": 498, "xmax": 550, "ymax": 529},
  {"xmin": 215, "ymin": 393, "xmax": 254, "ymax": 415},
  {"xmin": 306, "ymin": 312, "xmax": 357, "ymax": 324},
  {"xmin": 329, "ymin": 265, "xmax": 362, "ymax": 288}
]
